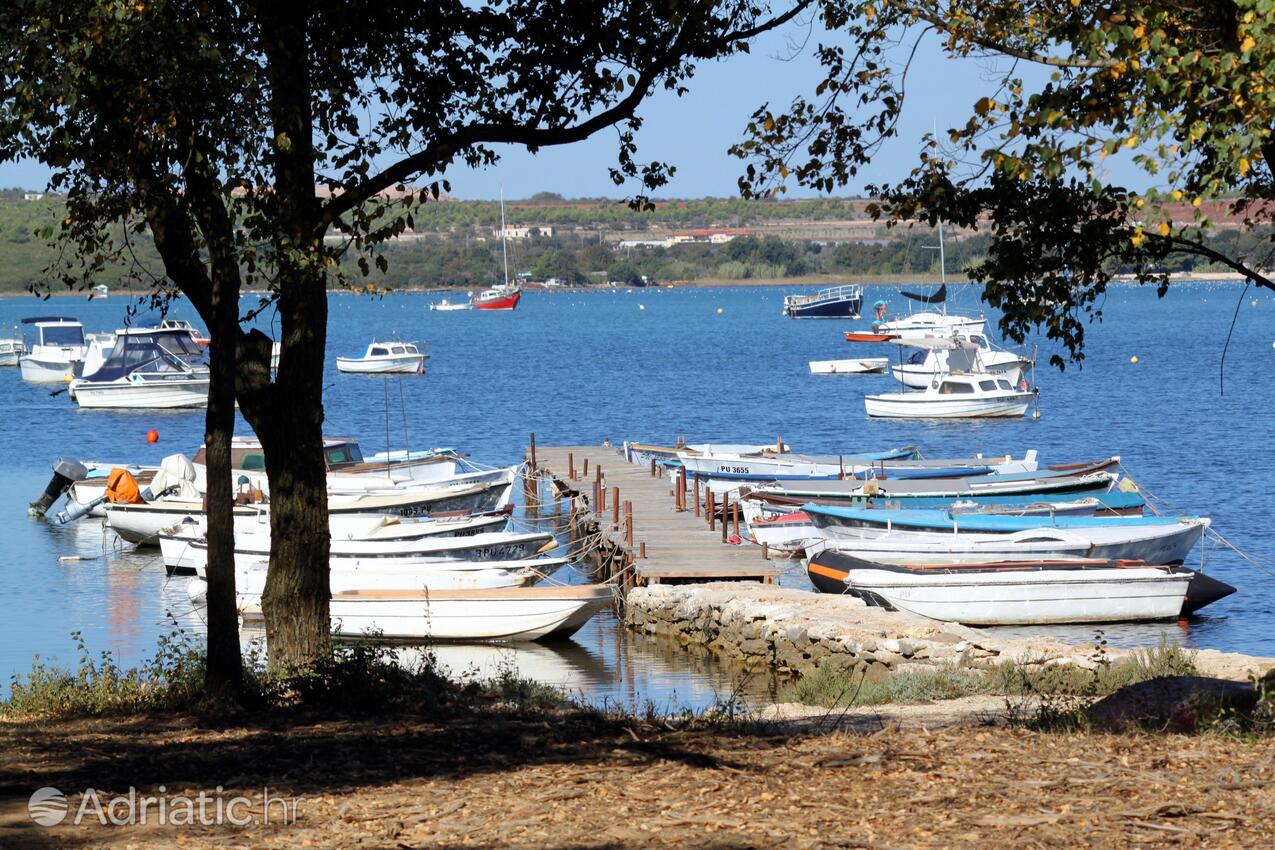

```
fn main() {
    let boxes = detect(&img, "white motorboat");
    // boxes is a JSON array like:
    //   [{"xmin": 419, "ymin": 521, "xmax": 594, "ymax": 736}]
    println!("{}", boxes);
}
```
[
  {"xmin": 809, "ymin": 358, "xmax": 888, "ymax": 375},
  {"xmin": 807, "ymin": 549, "xmax": 1200, "ymax": 625},
  {"xmin": 336, "ymin": 341, "xmax": 428, "ymax": 374},
  {"xmin": 429, "ymin": 297, "xmax": 472, "ymax": 312},
  {"xmin": 863, "ymin": 335, "xmax": 1035, "ymax": 418},
  {"xmin": 90, "ymin": 284, "xmax": 109, "ymax": 299},
  {"xmin": 160, "ymin": 526, "xmax": 557, "ymax": 574},
  {"xmin": 69, "ymin": 341, "xmax": 210, "ymax": 409},
  {"xmin": 890, "ymin": 331, "xmax": 1033, "ymax": 389},
  {"xmin": 0, "ymin": 337, "xmax": 24, "ymax": 366},
  {"xmin": 158, "ymin": 318, "xmax": 210, "ymax": 346},
  {"xmin": 865, "ymin": 374, "xmax": 1034, "ymax": 418},
  {"xmin": 239, "ymin": 584, "xmax": 614, "ymax": 642},
  {"xmin": 19, "ymin": 316, "xmax": 87, "ymax": 382},
  {"xmin": 804, "ymin": 506, "xmax": 1210, "ymax": 565},
  {"xmin": 79, "ymin": 325, "xmax": 208, "ymax": 379},
  {"xmin": 234, "ymin": 510, "xmax": 510, "ymax": 541}
]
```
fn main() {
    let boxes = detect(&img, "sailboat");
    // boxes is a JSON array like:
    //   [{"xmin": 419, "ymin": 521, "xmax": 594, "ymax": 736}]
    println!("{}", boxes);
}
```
[
  {"xmin": 873, "ymin": 222, "xmax": 984, "ymax": 337},
  {"xmin": 472, "ymin": 189, "xmax": 523, "ymax": 311}
]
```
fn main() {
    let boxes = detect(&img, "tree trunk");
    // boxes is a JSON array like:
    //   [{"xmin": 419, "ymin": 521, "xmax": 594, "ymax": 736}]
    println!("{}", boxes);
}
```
[
  {"xmin": 247, "ymin": 5, "xmax": 333, "ymax": 669},
  {"xmin": 248, "ymin": 269, "xmax": 331, "ymax": 668},
  {"xmin": 201, "ymin": 321, "xmax": 242, "ymax": 695}
]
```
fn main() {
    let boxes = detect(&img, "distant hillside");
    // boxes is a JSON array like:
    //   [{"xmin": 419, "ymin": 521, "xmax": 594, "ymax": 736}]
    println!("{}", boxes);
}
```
[{"xmin": 0, "ymin": 191, "xmax": 1264, "ymax": 293}]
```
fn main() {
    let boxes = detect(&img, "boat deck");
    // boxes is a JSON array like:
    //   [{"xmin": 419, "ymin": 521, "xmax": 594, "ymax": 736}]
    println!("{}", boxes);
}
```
[{"xmin": 530, "ymin": 444, "xmax": 779, "ymax": 587}]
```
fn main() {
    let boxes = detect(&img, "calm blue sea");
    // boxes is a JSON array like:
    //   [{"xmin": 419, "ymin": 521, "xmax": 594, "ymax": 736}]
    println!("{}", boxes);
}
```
[{"xmin": 0, "ymin": 281, "xmax": 1271, "ymax": 708}]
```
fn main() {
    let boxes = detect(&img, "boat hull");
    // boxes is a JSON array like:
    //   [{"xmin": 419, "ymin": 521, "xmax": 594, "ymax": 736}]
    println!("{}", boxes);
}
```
[
  {"xmin": 806, "ymin": 551, "xmax": 1194, "ymax": 625},
  {"xmin": 71, "ymin": 377, "xmax": 210, "ymax": 409},
  {"xmin": 473, "ymin": 290, "xmax": 521, "ymax": 310},
  {"xmin": 20, "ymin": 354, "xmax": 79, "ymax": 382},
  {"xmin": 241, "ymin": 585, "xmax": 614, "ymax": 641},
  {"xmin": 809, "ymin": 358, "xmax": 888, "ymax": 375},
  {"xmin": 335, "ymin": 354, "xmax": 426, "ymax": 374},
  {"xmin": 783, "ymin": 292, "xmax": 863, "ymax": 319},
  {"xmin": 864, "ymin": 391, "xmax": 1033, "ymax": 418}
]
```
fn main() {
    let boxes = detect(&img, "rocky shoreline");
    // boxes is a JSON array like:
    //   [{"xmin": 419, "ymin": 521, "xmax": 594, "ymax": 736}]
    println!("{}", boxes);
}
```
[{"xmin": 625, "ymin": 583, "xmax": 1273, "ymax": 681}]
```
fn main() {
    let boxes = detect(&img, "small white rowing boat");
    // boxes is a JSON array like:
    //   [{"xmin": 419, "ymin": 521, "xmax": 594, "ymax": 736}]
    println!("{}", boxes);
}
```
[
  {"xmin": 808, "ymin": 358, "xmax": 888, "ymax": 375},
  {"xmin": 239, "ymin": 584, "xmax": 614, "ymax": 641}
]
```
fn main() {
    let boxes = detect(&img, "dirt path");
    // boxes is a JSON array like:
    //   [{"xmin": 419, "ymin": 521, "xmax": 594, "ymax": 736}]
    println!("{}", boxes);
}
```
[{"xmin": 1, "ymin": 705, "xmax": 1273, "ymax": 849}]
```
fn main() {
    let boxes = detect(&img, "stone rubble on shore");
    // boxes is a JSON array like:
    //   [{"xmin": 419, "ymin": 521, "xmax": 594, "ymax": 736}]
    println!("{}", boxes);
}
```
[{"xmin": 625, "ymin": 583, "xmax": 1273, "ymax": 681}]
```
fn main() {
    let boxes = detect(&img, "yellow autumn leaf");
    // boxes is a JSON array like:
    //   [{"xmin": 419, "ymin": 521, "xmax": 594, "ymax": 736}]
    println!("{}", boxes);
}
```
[
  {"xmin": 974, "ymin": 97, "xmax": 993, "ymax": 115},
  {"xmin": 1192, "ymin": 197, "xmax": 1202, "ymax": 207},
  {"xmin": 1239, "ymin": 156, "xmax": 1251, "ymax": 175},
  {"xmin": 763, "ymin": 116, "xmax": 774, "ymax": 132},
  {"xmin": 1130, "ymin": 227, "xmax": 1146, "ymax": 247},
  {"xmin": 1158, "ymin": 221, "xmax": 1170, "ymax": 236},
  {"xmin": 1242, "ymin": 35, "xmax": 1256, "ymax": 52},
  {"xmin": 1171, "ymin": 189, "xmax": 1183, "ymax": 201},
  {"xmin": 1124, "ymin": 135, "xmax": 1139, "ymax": 148},
  {"xmin": 1135, "ymin": 197, "xmax": 1145, "ymax": 208}
]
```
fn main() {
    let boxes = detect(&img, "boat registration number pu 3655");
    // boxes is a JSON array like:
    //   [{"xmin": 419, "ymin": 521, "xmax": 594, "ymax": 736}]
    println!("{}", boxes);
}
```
[{"xmin": 717, "ymin": 465, "xmax": 750, "ymax": 474}]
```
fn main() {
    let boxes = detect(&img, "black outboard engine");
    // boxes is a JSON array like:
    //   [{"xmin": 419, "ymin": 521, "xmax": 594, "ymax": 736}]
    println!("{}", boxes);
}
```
[{"xmin": 29, "ymin": 456, "xmax": 88, "ymax": 518}]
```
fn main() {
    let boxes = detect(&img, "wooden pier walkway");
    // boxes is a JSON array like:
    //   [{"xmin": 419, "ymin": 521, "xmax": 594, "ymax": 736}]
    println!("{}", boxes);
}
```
[{"xmin": 528, "ymin": 442, "xmax": 778, "ymax": 588}]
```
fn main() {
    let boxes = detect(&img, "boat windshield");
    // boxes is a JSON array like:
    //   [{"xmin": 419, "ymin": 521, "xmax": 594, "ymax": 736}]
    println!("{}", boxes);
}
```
[
  {"xmin": 85, "ymin": 341, "xmax": 190, "ymax": 382},
  {"xmin": 938, "ymin": 381, "xmax": 974, "ymax": 394},
  {"xmin": 324, "ymin": 442, "xmax": 365, "ymax": 468},
  {"xmin": 40, "ymin": 325, "xmax": 84, "ymax": 346}
]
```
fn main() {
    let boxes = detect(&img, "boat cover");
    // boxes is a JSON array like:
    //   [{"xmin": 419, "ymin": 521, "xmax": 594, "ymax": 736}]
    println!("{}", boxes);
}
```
[
  {"xmin": 150, "ymin": 453, "xmax": 199, "ymax": 499},
  {"xmin": 900, "ymin": 283, "xmax": 947, "ymax": 304}
]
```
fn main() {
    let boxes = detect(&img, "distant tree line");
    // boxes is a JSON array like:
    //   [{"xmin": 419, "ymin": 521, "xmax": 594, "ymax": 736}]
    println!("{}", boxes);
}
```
[{"xmin": 0, "ymin": 197, "xmax": 1266, "ymax": 292}]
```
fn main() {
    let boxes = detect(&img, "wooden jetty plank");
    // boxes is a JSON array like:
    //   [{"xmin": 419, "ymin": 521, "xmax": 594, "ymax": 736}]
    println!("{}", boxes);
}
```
[{"xmin": 531, "ymin": 443, "xmax": 779, "ymax": 585}]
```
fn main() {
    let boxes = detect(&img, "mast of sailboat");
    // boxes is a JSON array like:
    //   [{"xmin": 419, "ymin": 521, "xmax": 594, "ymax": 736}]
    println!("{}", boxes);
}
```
[
  {"xmin": 499, "ymin": 186, "xmax": 510, "ymax": 288},
  {"xmin": 937, "ymin": 219, "xmax": 947, "ymax": 315}
]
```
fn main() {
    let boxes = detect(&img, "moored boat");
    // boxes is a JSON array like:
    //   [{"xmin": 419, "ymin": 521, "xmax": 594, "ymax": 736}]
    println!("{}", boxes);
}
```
[
  {"xmin": 19, "ymin": 317, "xmax": 87, "ymax": 382},
  {"xmin": 809, "ymin": 357, "xmax": 889, "ymax": 375},
  {"xmin": 783, "ymin": 284, "xmax": 863, "ymax": 319},
  {"xmin": 336, "ymin": 341, "xmax": 427, "ymax": 374},
  {"xmin": 239, "ymin": 584, "xmax": 615, "ymax": 642},
  {"xmin": 805, "ymin": 548, "xmax": 1233, "ymax": 624}
]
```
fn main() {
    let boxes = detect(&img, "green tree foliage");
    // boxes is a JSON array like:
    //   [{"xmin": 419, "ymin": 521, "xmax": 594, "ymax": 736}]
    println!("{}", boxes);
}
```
[
  {"xmin": 733, "ymin": 0, "xmax": 1275, "ymax": 365},
  {"xmin": 0, "ymin": 0, "xmax": 810, "ymax": 673}
]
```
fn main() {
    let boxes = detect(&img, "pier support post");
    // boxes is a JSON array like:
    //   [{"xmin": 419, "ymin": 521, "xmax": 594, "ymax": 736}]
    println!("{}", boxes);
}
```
[
  {"xmin": 707, "ymin": 490, "xmax": 715, "ymax": 531},
  {"xmin": 693, "ymin": 477, "xmax": 701, "ymax": 518},
  {"xmin": 649, "ymin": 458, "xmax": 657, "ymax": 478},
  {"xmin": 568, "ymin": 452, "xmax": 575, "ymax": 480},
  {"xmin": 583, "ymin": 458, "xmax": 589, "ymax": 479},
  {"xmin": 625, "ymin": 501, "xmax": 633, "ymax": 546},
  {"xmin": 639, "ymin": 541, "xmax": 646, "ymax": 559},
  {"xmin": 529, "ymin": 432, "xmax": 537, "ymax": 471},
  {"xmin": 733, "ymin": 501, "xmax": 740, "ymax": 540},
  {"xmin": 612, "ymin": 486, "xmax": 620, "ymax": 529},
  {"xmin": 721, "ymin": 491, "xmax": 729, "ymax": 543}
]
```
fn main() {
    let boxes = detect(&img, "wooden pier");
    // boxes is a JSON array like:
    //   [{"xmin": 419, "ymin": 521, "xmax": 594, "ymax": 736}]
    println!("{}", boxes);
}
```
[{"xmin": 526, "ymin": 440, "xmax": 779, "ymax": 590}]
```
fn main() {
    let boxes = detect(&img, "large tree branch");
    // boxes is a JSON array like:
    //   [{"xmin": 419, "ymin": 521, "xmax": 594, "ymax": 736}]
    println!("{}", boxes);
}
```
[
  {"xmin": 321, "ymin": 1, "xmax": 815, "ymax": 228},
  {"xmin": 140, "ymin": 178, "xmax": 215, "ymax": 321},
  {"xmin": 1166, "ymin": 234, "xmax": 1275, "ymax": 292}
]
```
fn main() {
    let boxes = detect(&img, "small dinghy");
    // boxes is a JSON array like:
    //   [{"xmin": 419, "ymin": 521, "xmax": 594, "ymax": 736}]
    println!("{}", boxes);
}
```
[
  {"xmin": 805, "ymin": 548, "xmax": 1235, "ymax": 624},
  {"xmin": 0, "ymin": 337, "xmax": 25, "ymax": 367},
  {"xmin": 246, "ymin": 584, "xmax": 615, "ymax": 641},
  {"xmin": 429, "ymin": 297, "xmax": 472, "ymax": 312},
  {"xmin": 336, "ymin": 341, "xmax": 427, "ymax": 374},
  {"xmin": 808, "ymin": 358, "xmax": 889, "ymax": 375},
  {"xmin": 804, "ymin": 504, "xmax": 1210, "ymax": 565}
]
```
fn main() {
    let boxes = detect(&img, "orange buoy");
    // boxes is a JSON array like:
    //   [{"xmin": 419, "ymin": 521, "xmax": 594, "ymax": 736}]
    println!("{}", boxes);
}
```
[{"xmin": 146, "ymin": 429, "xmax": 159, "ymax": 444}]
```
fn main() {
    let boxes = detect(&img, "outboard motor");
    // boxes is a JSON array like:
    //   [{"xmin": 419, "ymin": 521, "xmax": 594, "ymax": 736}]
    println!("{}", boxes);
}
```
[
  {"xmin": 56, "ymin": 494, "xmax": 107, "ymax": 525},
  {"xmin": 29, "ymin": 456, "xmax": 88, "ymax": 518}
]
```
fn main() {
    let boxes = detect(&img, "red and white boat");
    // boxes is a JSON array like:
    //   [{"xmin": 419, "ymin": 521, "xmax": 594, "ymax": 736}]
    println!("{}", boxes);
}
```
[{"xmin": 472, "ymin": 284, "xmax": 522, "ymax": 311}]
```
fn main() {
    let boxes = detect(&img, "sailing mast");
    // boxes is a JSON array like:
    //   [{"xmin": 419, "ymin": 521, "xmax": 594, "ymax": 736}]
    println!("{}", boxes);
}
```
[
  {"xmin": 937, "ymin": 220, "xmax": 947, "ymax": 315},
  {"xmin": 499, "ymin": 187, "xmax": 510, "ymax": 289}
]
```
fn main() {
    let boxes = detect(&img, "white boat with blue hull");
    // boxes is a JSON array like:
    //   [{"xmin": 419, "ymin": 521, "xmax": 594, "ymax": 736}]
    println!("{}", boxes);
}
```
[
  {"xmin": 783, "ymin": 284, "xmax": 864, "ymax": 319},
  {"xmin": 677, "ymin": 448, "xmax": 1037, "ymax": 488},
  {"xmin": 804, "ymin": 505, "xmax": 1210, "ymax": 565}
]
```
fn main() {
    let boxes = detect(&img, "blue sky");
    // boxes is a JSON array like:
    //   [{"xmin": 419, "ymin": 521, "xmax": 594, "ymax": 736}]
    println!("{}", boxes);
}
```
[{"xmin": 0, "ymin": 21, "xmax": 1143, "ymax": 200}]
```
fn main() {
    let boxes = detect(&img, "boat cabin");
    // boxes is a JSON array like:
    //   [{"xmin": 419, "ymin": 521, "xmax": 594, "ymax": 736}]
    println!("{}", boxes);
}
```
[
  {"xmin": 936, "ymin": 377, "xmax": 1015, "ymax": 394},
  {"xmin": 366, "ymin": 342, "xmax": 420, "ymax": 358},
  {"xmin": 22, "ymin": 316, "xmax": 85, "ymax": 349},
  {"xmin": 192, "ymin": 436, "xmax": 367, "ymax": 473}
]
